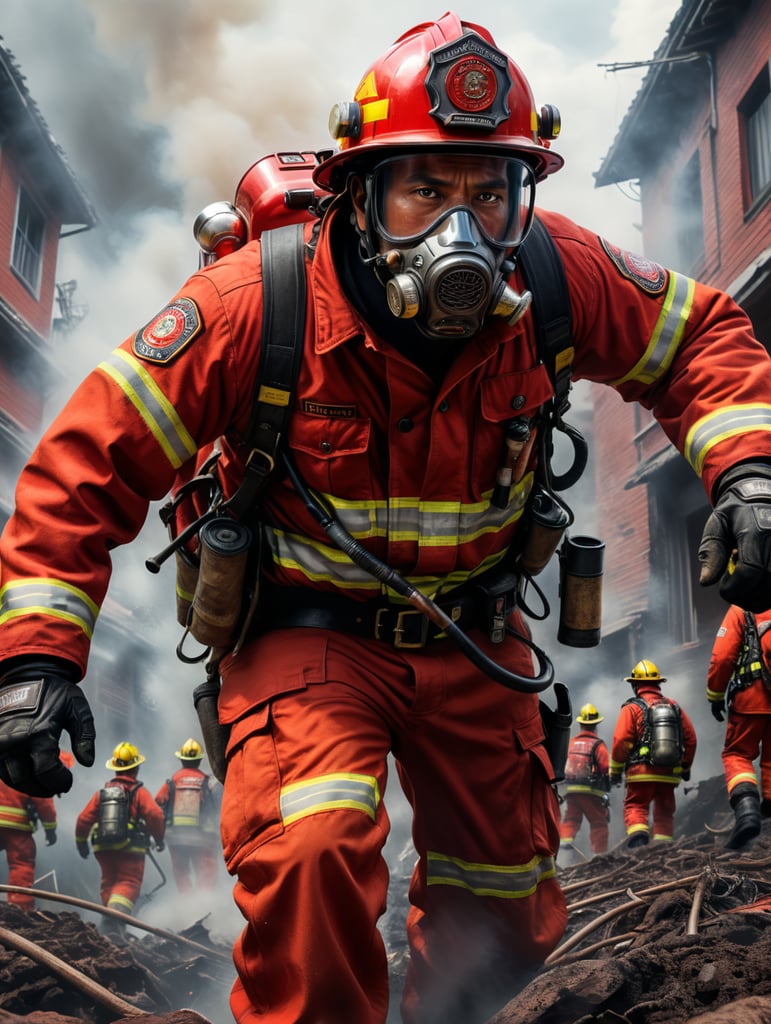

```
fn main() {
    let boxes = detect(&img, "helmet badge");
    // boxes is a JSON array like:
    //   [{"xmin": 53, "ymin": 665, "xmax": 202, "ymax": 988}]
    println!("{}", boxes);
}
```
[{"xmin": 425, "ymin": 32, "xmax": 513, "ymax": 131}]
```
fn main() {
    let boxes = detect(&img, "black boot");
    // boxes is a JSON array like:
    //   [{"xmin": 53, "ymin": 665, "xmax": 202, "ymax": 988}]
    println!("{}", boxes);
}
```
[
  {"xmin": 626, "ymin": 832, "xmax": 649, "ymax": 849},
  {"xmin": 726, "ymin": 784, "xmax": 762, "ymax": 850}
]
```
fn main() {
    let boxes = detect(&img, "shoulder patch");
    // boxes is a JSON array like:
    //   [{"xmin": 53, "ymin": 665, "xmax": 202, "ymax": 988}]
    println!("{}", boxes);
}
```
[
  {"xmin": 133, "ymin": 297, "xmax": 202, "ymax": 363},
  {"xmin": 599, "ymin": 238, "xmax": 668, "ymax": 295}
]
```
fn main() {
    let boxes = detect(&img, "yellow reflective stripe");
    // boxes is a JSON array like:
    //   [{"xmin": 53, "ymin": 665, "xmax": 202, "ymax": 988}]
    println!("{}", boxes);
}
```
[
  {"xmin": 627, "ymin": 824, "xmax": 649, "ymax": 836},
  {"xmin": 729, "ymin": 771, "xmax": 759, "ymax": 790},
  {"xmin": 280, "ymin": 772, "xmax": 381, "ymax": 826},
  {"xmin": 98, "ymin": 349, "xmax": 197, "ymax": 470},
  {"xmin": 652, "ymin": 834, "xmax": 673, "ymax": 842},
  {"xmin": 626, "ymin": 773, "xmax": 679, "ymax": 785},
  {"xmin": 360, "ymin": 99, "xmax": 389, "ymax": 124},
  {"xmin": 107, "ymin": 894, "xmax": 134, "ymax": 912},
  {"xmin": 0, "ymin": 806, "xmax": 33, "ymax": 831},
  {"xmin": 684, "ymin": 404, "xmax": 771, "ymax": 476},
  {"xmin": 171, "ymin": 816, "xmax": 199, "ymax": 827},
  {"xmin": 0, "ymin": 578, "xmax": 98, "ymax": 638},
  {"xmin": 609, "ymin": 758, "xmax": 625, "ymax": 772},
  {"xmin": 706, "ymin": 687, "xmax": 724, "ymax": 701},
  {"xmin": 426, "ymin": 850, "xmax": 556, "ymax": 899},
  {"xmin": 565, "ymin": 784, "xmax": 605, "ymax": 795},
  {"xmin": 612, "ymin": 273, "xmax": 695, "ymax": 387}
]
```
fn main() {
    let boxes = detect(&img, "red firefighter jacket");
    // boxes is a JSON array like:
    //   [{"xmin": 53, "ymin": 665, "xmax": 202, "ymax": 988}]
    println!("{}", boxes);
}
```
[
  {"xmin": 707, "ymin": 604, "xmax": 771, "ymax": 714},
  {"xmin": 563, "ymin": 729, "xmax": 609, "ymax": 796},
  {"xmin": 76, "ymin": 776, "xmax": 165, "ymax": 854},
  {"xmin": 0, "ymin": 777, "xmax": 56, "ymax": 834},
  {"xmin": 1, "ymin": 205, "xmax": 770, "ymax": 710},
  {"xmin": 610, "ymin": 684, "xmax": 697, "ymax": 784}
]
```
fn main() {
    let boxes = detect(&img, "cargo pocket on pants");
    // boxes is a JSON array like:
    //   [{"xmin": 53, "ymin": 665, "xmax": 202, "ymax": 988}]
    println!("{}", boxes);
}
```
[{"xmin": 221, "ymin": 702, "xmax": 284, "ymax": 871}]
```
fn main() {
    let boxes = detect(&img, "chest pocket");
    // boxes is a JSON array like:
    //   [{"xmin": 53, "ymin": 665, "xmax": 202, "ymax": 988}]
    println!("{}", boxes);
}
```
[
  {"xmin": 472, "ymin": 365, "xmax": 554, "ymax": 500},
  {"xmin": 288, "ymin": 409, "xmax": 374, "ymax": 498}
]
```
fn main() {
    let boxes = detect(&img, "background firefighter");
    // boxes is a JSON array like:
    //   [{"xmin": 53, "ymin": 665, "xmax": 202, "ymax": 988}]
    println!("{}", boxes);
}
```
[
  {"xmin": 75, "ymin": 742, "xmax": 165, "ymax": 936},
  {"xmin": 0, "ymin": 10, "xmax": 771, "ymax": 1024},
  {"xmin": 707, "ymin": 604, "xmax": 771, "ymax": 849},
  {"xmin": 0, "ymin": 776, "xmax": 56, "ymax": 911},
  {"xmin": 559, "ymin": 703, "xmax": 610, "ymax": 858},
  {"xmin": 154, "ymin": 737, "xmax": 221, "ymax": 894},
  {"xmin": 610, "ymin": 661, "xmax": 697, "ymax": 847}
]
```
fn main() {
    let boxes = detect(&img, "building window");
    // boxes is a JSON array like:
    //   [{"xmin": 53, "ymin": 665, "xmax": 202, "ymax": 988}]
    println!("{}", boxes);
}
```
[
  {"xmin": 740, "ymin": 62, "xmax": 771, "ymax": 209},
  {"xmin": 673, "ymin": 151, "xmax": 704, "ymax": 272},
  {"xmin": 11, "ymin": 187, "xmax": 45, "ymax": 296}
]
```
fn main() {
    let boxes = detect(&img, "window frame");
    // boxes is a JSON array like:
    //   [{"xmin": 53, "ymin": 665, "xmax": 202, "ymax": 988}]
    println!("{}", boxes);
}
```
[
  {"xmin": 10, "ymin": 185, "xmax": 46, "ymax": 298},
  {"xmin": 739, "ymin": 60, "xmax": 771, "ymax": 215}
]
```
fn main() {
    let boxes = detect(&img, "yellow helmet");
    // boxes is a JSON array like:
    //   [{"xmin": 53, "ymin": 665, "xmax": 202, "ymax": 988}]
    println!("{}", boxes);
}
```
[
  {"xmin": 625, "ymin": 659, "xmax": 666, "ymax": 684},
  {"xmin": 576, "ymin": 702, "xmax": 604, "ymax": 725},
  {"xmin": 106, "ymin": 742, "xmax": 145, "ymax": 771},
  {"xmin": 175, "ymin": 738, "xmax": 204, "ymax": 761}
]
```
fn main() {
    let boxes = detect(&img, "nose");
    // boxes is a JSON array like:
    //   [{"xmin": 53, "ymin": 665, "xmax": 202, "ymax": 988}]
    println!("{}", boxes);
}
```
[{"xmin": 435, "ymin": 209, "xmax": 480, "ymax": 249}]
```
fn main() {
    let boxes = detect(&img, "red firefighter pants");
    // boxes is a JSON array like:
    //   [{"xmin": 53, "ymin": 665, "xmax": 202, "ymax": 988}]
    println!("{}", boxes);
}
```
[
  {"xmin": 94, "ymin": 851, "xmax": 146, "ymax": 914},
  {"xmin": 722, "ymin": 711, "xmax": 771, "ymax": 797},
  {"xmin": 0, "ymin": 829, "xmax": 36, "ymax": 909},
  {"xmin": 623, "ymin": 780, "xmax": 676, "ymax": 840},
  {"xmin": 559, "ymin": 792, "xmax": 609, "ymax": 853},
  {"xmin": 220, "ymin": 626, "xmax": 566, "ymax": 1024},
  {"xmin": 168, "ymin": 841, "xmax": 219, "ymax": 893}
]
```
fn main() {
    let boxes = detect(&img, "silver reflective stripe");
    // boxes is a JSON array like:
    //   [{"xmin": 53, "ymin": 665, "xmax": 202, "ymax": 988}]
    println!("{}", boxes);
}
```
[
  {"xmin": 0, "ymin": 578, "xmax": 98, "ymax": 638},
  {"xmin": 685, "ymin": 404, "xmax": 771, "ymax": 475},
  {"xmin": 98, "ymin": 349, "xmax": 197, "ymax": 470},
  {"xmin": 280, "ymin": 772, "xmax": 381, "ymax": 826},
  {"xmin": 426, "ymin": 850, "xmax": 556, "ymax": 899},
  {"xmin": 612, "ymin": 272, "xmax": 695, "ymax": 387}
]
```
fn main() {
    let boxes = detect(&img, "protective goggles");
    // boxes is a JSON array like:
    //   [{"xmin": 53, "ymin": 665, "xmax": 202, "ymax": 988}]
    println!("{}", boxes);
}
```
[{"xmin": 368, "ymin": 153, "xmax": 536, "ymax": 249}]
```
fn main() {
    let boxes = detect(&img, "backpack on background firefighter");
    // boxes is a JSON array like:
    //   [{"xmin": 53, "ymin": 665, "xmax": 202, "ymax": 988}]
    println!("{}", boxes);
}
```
[
  {"xmin": 726, "ymin": 610, "xmax": 771, "ymax": 704},
  {"xmin": 559, "ymin": 702, "xmax": 610, "ymax": 858},
  {"xmin": 145, "ymin": 151, "xmax": 594, "ymax": 782}
]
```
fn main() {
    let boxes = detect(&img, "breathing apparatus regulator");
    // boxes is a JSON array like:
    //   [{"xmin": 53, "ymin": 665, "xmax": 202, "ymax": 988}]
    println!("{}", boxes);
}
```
[{"xmin": 145, "ymin": 14, "xmax": 604, "ymax": 721}]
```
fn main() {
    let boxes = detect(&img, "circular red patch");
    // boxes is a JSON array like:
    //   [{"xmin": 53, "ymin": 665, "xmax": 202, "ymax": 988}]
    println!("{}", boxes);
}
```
[
  {"xmin": 145, "ymin": 307, "xmax": 186, "ymax": 348},
  {"xmin": 446, "ymin": 57, "xmax": 497, "ymax": 112}
]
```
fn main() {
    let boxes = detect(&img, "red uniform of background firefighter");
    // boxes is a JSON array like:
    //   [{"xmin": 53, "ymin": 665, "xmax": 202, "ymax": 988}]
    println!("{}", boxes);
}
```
[
  {"xmin": 610, "ymin": 661, "xmax": 697, "ymax": 848},
  {"xmin": 75, "ymin": 742, "xmax": 165, "ymax": 936},
  {"xmin": 0, "ymin": 777, "xmax": 56, "ymax": 911},
  {"xmin": 707, "ymin": 604, "xmax": 771, "ymax": 849},
  {"xmin": 559, "ymin": 702, "xmax": 610, "ymax": 858},
  {"xmin": 154, "ymin": 738, "xmax": 220, "ymax": 893},
  {"xmin": 1, "ymin": 11, "xmax": 771, "ymax": 1024}
]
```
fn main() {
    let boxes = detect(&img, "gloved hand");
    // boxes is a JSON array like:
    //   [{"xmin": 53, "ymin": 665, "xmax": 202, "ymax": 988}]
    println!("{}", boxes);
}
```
[
  {"xmin": 155, "ymin": 840, "xmax": 165, "ymax": 853},
  {"xmin": 711, "ymin": 699, "xmax": 726, "ymax": 722},
  {"xmin": 0, "ymin": 659, "xmax": 95, "ymax": 797},
  {"xmin": 45, "ymin": 828, "xmax": 57, "ymax": 846},
  {"xmin": 610, "ymin": 772, "xmax": 623, "ymax": 788},
  {"xmin": 76, "ymin": 841, "xmax": 89, "ymax": 860},
  {"xmin": 680, "ymin": 768, "xmax": 691, "ymax": 782},
  {"xmin": 698, "ymin": 463, "xmax": 771, "ymax": 612}
]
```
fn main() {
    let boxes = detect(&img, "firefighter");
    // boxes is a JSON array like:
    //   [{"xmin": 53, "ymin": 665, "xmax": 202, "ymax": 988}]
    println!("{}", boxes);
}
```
[
  {"xmin": 75, "ymin": 742, "xmax": 165, "ymax": 934},
  {"xmin": 610, "ymin": 661, "xmax": 697, "ymax": 847},
  {"xmin": 0, "ymin": 12, "xmax": 771, "ymax": 1024},
  {"xmin": 0, "ymin": 777, "xmax": 56, "ymax": 911},
  {"xmin": 154, "ymin": 737, "xmax": 221, "ymax": 893},
  {"xmin": 707, "ymin": 604, "xmax": 771, "ymax": 849},
  {"xmin": 559, "ymin": 703, "xmax": 610, "ymax": 858}
]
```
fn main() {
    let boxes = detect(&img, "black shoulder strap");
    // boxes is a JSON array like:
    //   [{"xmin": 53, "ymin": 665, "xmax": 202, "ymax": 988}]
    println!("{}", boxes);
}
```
[
  {"xmin": 227, "ymin": 224, "xmax": 307, "ymax": 518},
  {"xmin": 518, "ymin": 216, "xmax": 573, "ymax": 416}
]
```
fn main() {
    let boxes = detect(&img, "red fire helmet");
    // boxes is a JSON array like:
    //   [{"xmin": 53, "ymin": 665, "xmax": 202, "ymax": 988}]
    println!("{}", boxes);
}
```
[{"xmin": 314, "ymin": 11, "xmax": 563, "ymax": 192}]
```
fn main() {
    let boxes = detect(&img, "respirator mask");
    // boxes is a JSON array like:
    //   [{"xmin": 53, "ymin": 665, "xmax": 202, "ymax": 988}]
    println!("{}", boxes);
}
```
[{"xmin": 361, "ymin": 153, "xmax": 537, "ymax": 339}]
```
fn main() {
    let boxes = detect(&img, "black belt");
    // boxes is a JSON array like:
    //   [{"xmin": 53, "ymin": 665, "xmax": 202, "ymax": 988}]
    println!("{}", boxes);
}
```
[{"xmin": 260, "ymin": 584, "xmax": 503, "ymax": 649}]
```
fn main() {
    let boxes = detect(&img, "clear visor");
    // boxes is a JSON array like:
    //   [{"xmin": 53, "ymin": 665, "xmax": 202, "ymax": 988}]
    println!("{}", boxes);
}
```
[{"xmin": 370, "ymin": 153, "xmax": 536, "ymax": 249}]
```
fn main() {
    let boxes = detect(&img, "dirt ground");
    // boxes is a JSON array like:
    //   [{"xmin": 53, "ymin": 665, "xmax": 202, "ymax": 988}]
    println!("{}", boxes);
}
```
[{"xmin": 2, "ymin": 774, "xmax": 771, "ymax": 1024}]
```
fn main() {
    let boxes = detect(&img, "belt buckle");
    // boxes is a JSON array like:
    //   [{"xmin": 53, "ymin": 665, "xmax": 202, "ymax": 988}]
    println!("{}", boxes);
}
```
[{"xmin": 393, "ymin": 609, "xmax": 429, "ymax": 649}]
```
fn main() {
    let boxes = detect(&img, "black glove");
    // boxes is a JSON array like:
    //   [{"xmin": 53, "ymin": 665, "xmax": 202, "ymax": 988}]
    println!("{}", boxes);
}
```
[
  {"xmin": 610, "ymin": 772, "xmax": 623, "ymax": 788},
  {"xmin": 155, "ymin": 840, "xmax": 165, "ymax": 853},
  {"xmin": 680, "ymin": 768, "xmax": 691, "ymax": 782},
  {"xmin": 45, "ymin": 828, "xmax": 57, "ymax": 846},
  {"xmin": 0, "ymin": 659, "xmax": 95, "ymax": 797},
  {"xmin": 711, "ymin": 699, "xmax": 726, "ymax": 722},
  {"xmin": 76, "ymin": 840, "xmax": 89, "ymax": 860},
  {"xmin": 698, "ymin": 463, "xmax": 771, "ymax": 612}
]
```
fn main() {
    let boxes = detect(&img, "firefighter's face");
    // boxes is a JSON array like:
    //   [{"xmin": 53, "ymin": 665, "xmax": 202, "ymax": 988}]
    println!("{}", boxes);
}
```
[{"xmin": 351, "ymin": 152, "xmax": 533, "ymax": 250}]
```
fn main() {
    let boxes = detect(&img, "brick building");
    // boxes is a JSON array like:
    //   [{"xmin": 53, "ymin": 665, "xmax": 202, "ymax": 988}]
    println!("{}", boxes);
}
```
[{"xmin": 590, "ymin": 0, "xmax": 771, "ymax": 679}]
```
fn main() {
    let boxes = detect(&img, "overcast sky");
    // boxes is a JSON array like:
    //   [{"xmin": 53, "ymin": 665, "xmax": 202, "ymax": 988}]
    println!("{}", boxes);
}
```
[{"xmin": 1, "ymin": 0, "xmax": 683, "ymax": 378}]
